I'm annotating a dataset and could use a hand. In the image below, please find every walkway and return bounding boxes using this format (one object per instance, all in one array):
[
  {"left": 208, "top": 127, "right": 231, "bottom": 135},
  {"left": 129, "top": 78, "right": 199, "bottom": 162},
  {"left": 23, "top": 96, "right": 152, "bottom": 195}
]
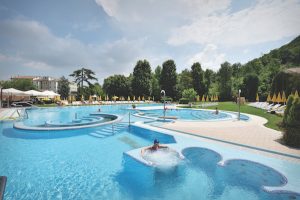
[
  {"left": 0, "top": 108, "right": 19, "bottom": 120},
  {"left": 161, "top": 114, "right": 300, "bottom": 163}
]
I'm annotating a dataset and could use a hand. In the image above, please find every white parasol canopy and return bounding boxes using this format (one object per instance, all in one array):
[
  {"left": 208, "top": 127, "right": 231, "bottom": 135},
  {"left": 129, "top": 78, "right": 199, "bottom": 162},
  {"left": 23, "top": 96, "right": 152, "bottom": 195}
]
[
  {"left": 40, "top": 90, "right": 60, "bottom": 98},
  {"left": 24, "top": 90, "right": 45, "bottom": 96},
  {"left": 2, "top": 88, "right": 29, "bottom": 96}
]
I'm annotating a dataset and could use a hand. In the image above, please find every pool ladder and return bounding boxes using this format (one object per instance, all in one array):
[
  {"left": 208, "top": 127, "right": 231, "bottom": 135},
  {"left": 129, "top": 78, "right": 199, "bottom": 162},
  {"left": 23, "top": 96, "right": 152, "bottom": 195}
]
[{"left": 15, "top": 108, "right": 29, "bottom": 120}]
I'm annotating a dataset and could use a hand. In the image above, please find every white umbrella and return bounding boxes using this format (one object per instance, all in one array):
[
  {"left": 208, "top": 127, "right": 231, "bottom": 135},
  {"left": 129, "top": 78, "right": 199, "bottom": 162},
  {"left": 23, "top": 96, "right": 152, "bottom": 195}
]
[
  {"left": 2, "top": 88, "right": 28, "bottom": 96},
  {"left": 2, "top": 88, "right": 29, "bottom": 108},
  {"left": 40, "top": 90, "right": 60, "bottom": 98},
  {"left": 24, "top": 90, "right": 45, "bottom": 96}
]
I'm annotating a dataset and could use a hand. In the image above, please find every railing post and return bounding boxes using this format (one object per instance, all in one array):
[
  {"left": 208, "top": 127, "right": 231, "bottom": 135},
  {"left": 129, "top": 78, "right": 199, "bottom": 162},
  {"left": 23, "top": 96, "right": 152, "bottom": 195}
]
[{"left": 128, "top": 111, "right": 131, "bottom": 126}]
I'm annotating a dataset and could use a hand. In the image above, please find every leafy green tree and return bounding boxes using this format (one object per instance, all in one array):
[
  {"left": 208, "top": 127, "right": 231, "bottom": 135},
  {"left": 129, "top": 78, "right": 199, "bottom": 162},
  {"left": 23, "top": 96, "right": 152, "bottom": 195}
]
[
  {"left": 103, "top": 75, "right": 131, "bottom": 97},
  {"left": 69, "top": 68, "right": 98, "bottom": 88},
  {"left": 1, "top": 79, "right": 37, "bottom": 91},
  {"left": 204, "top": 69, "right": 215, "bottom": 94},
  {"left": 208, "top": 82, "right": 219, "bottom": 96},
  {"left": 271, "top": 71, "right": 300, "bottom": 96},
  {"left": 131, "top": 60, "right": 152, "bottom": 97},
  {"left": 232, "top": 63, "right": 242, "bottom": 78},
  {"left": 150, "top": 66, "right": 162, "bottom": 100},
  {"left": 178, "top": 69, "right": 193, "bottom": 91},
  {"left": 242, "top": 74, "right": 259, "bottom": 102},
  {"left": 191, "top": 62, "right": 205, "bottom": 97},
  {"left": 218, "top": 62, "right": 233, "bottom": 101},
  {"left": 160, "top": 60, "right": 178, "bottom": 99},
  {"left": 182, "top": 88, "right": 197, "bottom": 102},
  {"left": 91, "top": 83, "right": 105, "bottom": 97},
  {"left": 154, "top": 66, "right": 162, "bottom": 80},
  {"left": 150, "top": 74, "right": 160, "bottom": 101},
  {"left": 57, "top": 76, "right": 70, "bottom": 99}
]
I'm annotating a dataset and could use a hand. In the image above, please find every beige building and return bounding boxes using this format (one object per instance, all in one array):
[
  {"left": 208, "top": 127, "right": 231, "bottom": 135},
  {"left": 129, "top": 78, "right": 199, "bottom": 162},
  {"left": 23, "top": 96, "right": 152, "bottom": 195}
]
[{"left": 11, "top": 76, "right": 77, "bottom": 94}]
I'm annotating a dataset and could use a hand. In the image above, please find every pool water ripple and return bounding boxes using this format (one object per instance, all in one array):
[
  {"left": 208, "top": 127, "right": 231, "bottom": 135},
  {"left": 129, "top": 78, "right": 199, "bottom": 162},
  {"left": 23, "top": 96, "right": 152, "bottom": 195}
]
[{"left": 0, "top": 104, "right": 299, "bottom": 199}]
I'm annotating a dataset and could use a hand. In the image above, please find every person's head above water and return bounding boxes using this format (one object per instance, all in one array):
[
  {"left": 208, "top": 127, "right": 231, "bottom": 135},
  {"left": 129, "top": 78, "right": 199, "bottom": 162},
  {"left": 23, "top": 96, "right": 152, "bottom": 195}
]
[{"left": 154, "top": 139, "right": 159, "bottom": 144}]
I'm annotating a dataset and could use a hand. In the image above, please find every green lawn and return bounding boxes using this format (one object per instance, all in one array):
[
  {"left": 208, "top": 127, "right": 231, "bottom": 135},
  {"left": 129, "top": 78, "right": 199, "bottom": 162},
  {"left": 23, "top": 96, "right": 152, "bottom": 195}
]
[
  {"left": 36, "top": 104, "right": 58, "bottom": 107},
  {"left": 180, "top": 102, "right": 283, "bottom": 131}
]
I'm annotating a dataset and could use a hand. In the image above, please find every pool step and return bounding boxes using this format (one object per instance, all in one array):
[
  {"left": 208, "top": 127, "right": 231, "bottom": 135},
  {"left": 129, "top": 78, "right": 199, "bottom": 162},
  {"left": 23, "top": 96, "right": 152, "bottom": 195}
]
[
  {"left": 88, "top": 123, "right": 128, "bottom": 139},
  {"left": 88, "top": 132, "right": 107, "bottom": 138}
]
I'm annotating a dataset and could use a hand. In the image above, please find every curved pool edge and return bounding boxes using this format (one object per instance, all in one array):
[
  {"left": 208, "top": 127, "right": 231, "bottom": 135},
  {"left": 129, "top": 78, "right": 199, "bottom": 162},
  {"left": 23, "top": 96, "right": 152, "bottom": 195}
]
[
  {"left": 127, "top": 122, "right": 300, "bottom": 195},
  {"left": 133, "top": 107, "right": 251, "bottom": 122},
  {"left": 13, "top": 113, "right": 123, "bottom": 131}
]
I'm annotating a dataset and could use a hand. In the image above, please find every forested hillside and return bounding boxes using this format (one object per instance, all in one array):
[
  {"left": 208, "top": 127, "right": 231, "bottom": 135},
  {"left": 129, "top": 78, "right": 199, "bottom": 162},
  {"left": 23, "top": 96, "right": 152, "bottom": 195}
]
[{"left": 239, "top": 35, "right": 300, "bottom": 100}]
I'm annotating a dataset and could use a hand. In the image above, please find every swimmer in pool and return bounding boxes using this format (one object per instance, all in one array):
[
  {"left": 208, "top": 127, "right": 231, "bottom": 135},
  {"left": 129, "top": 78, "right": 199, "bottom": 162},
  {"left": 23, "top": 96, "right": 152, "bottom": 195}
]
[
  {"left": 215, "top": 107, "right": 219, "bottom": 115},
  {"left": 141, "top": 139, "right": 168, "bottom": 155}
]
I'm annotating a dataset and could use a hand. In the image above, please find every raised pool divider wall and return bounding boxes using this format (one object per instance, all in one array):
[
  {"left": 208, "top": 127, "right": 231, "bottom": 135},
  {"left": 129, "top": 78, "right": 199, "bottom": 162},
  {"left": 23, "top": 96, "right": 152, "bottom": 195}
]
[
  {"left": 126, "top": 123, "right": 183, "bottom": 166},
  {"left": 0, "top": 176, "right": 7, "bottom": 200},
  {"left": 129, "top": 124, "right": 177, "bottom": 144}
]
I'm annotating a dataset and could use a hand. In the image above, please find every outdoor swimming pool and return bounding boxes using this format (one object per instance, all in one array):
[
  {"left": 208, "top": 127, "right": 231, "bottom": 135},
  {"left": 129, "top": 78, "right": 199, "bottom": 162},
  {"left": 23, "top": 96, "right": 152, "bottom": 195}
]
[
  {"left": 0, "top": 104, "right": 299, "bottom": 199},
  {"left": 135, "top": 107, "right": 250, "bottom": 121}
]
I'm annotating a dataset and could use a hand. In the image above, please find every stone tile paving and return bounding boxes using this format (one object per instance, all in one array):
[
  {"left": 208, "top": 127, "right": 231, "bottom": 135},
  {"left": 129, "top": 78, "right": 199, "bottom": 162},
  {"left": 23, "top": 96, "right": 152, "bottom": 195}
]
[{"left": 162, "top": 114, "right": 300, "bottom": 163}]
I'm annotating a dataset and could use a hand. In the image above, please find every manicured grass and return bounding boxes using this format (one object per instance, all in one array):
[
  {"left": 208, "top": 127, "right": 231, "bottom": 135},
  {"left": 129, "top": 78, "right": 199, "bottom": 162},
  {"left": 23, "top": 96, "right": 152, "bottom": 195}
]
[
  {"left": 179, "top": 102, "right": 283, "bottom": 131},
  {"left": 36, "top": 104, "right": 58, "bottom": 107}
]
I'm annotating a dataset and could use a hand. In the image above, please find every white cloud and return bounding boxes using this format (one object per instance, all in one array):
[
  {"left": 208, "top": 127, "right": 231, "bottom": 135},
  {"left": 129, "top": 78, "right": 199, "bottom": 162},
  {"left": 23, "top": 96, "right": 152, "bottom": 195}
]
[
  {"left": 0, "top": 19, "right": 145, "bottom": 82},
  {"left": 24, "top": 61, "right": 53, "bottom": 70},
  {"left": 187, "top": 44, "right": 226, "bottom": 71},
  {"left": 168, "top": 0, "right": 300, "bottom": 46},
  {"left": 96, "top": 0, "right": 230, "bottom": 22},
  {"left": 95, "top": 0, "right": 231, "bottom": 36}
]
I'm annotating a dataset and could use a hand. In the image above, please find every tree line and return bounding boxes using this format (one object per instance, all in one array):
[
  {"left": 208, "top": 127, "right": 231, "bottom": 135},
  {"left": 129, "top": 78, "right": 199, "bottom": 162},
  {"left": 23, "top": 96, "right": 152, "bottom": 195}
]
[
  {"left": 70, "top": 36, "right": 300, "bottom": 102},
  {"left": 1, "top": 35, "right": 299, "bottom": 102}
]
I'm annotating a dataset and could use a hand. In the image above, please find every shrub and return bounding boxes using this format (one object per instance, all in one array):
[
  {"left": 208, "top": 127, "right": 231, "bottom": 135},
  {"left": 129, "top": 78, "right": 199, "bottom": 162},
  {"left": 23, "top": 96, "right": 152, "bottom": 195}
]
[
  {"left": 161, "top": 96, "right": 173, "bottom": 103},
  {"left": 179, "top": 98, "right": 189, "bottom": 104},
  {"left": 282, "top": 96, "right": 300, "bottom": 147},
  {"left": 182, "top": 88, "right": 197, "bottom": 102},
  {"left": 283, "top": 95, "right": 294, "bottom": 125}
]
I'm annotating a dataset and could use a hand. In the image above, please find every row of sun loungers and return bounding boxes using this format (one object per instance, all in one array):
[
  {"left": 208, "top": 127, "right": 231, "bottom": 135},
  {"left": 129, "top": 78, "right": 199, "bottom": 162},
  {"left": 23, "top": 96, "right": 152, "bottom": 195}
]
[
  {"left": 69, "top": 100, "right": 153, "bottom": 106},
  {"left": 248, "top": 102, "right": 286, "bottom": 115}
]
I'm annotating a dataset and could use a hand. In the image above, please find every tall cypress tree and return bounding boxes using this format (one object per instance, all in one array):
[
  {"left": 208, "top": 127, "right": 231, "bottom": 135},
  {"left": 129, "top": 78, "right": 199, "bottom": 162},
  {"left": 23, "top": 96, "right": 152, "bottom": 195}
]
[
  {"left": 131, "top": 60, "right": 152, "bottom": 97},
  {"left": 160, "top": 60, "right": 178, "bottom": 99},
  {"left": 218, "top": 62, "right": 233, "bottom": 101},
  {"left": 191, "top": 62, "right": 205, "bottom": 97}
]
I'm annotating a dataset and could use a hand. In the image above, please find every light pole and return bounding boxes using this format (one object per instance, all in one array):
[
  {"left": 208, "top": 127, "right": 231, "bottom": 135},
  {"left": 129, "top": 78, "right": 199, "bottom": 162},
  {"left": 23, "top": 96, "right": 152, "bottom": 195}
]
[
  {"left": 238, "top": 89, "right": 241, "bottom": 120},
  {"left": 161, "top": 90, "right": 166, "bottom": 120}
]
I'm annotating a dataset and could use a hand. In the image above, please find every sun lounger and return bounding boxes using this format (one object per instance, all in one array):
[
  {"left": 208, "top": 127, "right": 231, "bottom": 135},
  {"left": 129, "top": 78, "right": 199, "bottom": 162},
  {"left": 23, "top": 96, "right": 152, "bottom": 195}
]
[{"left": 267, "top": 104, "right": 281, "bottom": 111}]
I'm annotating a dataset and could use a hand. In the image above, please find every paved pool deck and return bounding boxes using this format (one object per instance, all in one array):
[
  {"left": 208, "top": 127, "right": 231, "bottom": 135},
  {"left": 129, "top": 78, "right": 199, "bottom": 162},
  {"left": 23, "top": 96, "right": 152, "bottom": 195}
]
[
  {"left": 0, "top": 108, "right": 19, "bottom": 120},
  {"left": 160, "top": 113, "right": 300, "bottom": 163}
]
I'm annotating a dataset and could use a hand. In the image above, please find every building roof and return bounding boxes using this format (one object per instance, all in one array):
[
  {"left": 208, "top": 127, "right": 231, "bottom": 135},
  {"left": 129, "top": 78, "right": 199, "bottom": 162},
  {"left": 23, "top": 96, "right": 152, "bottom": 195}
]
[{"left": 11, "top": 76, "right": 58, "bottom": 81}]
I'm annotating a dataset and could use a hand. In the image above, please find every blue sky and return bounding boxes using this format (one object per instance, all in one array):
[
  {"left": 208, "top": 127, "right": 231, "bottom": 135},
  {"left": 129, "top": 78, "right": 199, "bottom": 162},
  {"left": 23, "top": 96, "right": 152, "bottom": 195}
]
[{"left": 0, "top": 0, "right": 299, "bottom": 83}]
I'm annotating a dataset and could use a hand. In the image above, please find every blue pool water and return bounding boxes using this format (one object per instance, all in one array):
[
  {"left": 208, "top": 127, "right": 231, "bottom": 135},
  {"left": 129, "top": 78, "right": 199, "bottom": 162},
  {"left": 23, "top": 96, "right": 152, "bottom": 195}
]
[
  {"left": 136, "top": 108, "right": 249, "bottom": 121},
  {"left": 0, "top": 104, "right": 299, "bottom": 199}
]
